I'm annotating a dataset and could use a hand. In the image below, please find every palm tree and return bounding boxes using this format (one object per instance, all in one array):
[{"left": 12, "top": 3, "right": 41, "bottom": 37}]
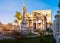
[
  {"left": 15, "top": 11, "right": 22, "bottom": 20},
  {"left": 14, "top": 11, "right": 22, "bottom": 31},
  {"left": 14, "top": 19, "right": 18, "bottom": 24},
  {"left": 14, "top": 11, "right": 22, "bottom": 25}
]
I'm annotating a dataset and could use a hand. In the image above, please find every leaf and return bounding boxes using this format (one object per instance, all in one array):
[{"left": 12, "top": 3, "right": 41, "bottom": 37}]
[{"left": 15, "top": 11, "right": 22, "bottom": 20}]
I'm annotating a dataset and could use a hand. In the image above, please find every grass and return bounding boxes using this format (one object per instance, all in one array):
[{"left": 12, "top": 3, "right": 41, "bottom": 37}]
[
  {"left": 0, "top": 35, "right": 56, "bottom": 43},
  {"left": 40, "top": 35, "right": 56, "bottom": 43},
  {"left": 0, "top": 37, "right": 40, "bottom": 43},
  {"left": 0, "top": 39, "right": 15, "bottom": 43},
  {"left": 22, "top": 37, "right": 40, "bottom": 43}
]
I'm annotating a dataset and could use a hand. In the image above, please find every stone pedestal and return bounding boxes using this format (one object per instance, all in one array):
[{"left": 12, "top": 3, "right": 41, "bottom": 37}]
[{"left": 20, "top": 22, "right": 30, "bottom": 35}]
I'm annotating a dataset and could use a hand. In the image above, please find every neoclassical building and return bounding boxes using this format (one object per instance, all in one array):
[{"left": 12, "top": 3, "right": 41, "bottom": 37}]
[
  {"left": 18, "top": 10, "right": 51, "bottom": 31},
  {"left": 25, "top": 10, "right": 51, "bottom": 31}
]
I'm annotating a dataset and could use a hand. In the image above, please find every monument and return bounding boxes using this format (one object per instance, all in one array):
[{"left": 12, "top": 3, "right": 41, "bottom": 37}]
[
  {"left": 52, "top": 0, "right": 60, "bottom": 43},
  {"left": 20, "top": 3, "right": 29, "bottom": 35}
]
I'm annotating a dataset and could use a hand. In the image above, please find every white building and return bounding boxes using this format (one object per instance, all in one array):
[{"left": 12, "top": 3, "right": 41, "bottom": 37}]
[{"left": 52, "top": 0, "right": 60, "bottom": 43}]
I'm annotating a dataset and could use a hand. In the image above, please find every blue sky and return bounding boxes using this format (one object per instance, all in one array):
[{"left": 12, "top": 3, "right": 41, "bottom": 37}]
[{"left": 0, "top": 0, "right": 59, "bottom": 24}]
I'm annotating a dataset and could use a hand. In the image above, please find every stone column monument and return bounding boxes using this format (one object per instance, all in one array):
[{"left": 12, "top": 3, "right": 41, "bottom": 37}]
[{"left": 20, "top": 3, "right": 29, "bottom": 35}]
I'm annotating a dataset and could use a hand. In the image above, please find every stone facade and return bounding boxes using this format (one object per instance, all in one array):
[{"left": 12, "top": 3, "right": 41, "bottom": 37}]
[
  {"left": 20, "top": 10, "right": 51, "bottom": 31},
  {"left": 52, "top": 0, "right": 60, "bottom": 43}
]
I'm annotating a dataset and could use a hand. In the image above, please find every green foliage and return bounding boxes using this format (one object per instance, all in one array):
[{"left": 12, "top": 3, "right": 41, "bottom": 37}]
[
  {"left": 0, "top": 30, "right": 56, "bottom": 43},
  {"left": 14, "top": 19, "right": 18, "bottom": 23},
  {"left": 0, "top": 39, "right": 15, "bottom": 43},
  {"left": 46, "top": 28, "right": 53, "bottom": 32},
  {"left": 0, "top": 35, "right": 56, "bottom": 43},
  {"left": 15, "top": 11, "right": 22, "bottom": 20},
  {"left": 40, "top": 34, "right": 56, "bottom": 43}
]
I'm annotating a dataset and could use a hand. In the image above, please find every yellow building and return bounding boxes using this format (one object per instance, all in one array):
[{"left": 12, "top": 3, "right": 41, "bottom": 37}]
[{"left": 18, "top": 10, "right": 51, "bottom": 31}]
